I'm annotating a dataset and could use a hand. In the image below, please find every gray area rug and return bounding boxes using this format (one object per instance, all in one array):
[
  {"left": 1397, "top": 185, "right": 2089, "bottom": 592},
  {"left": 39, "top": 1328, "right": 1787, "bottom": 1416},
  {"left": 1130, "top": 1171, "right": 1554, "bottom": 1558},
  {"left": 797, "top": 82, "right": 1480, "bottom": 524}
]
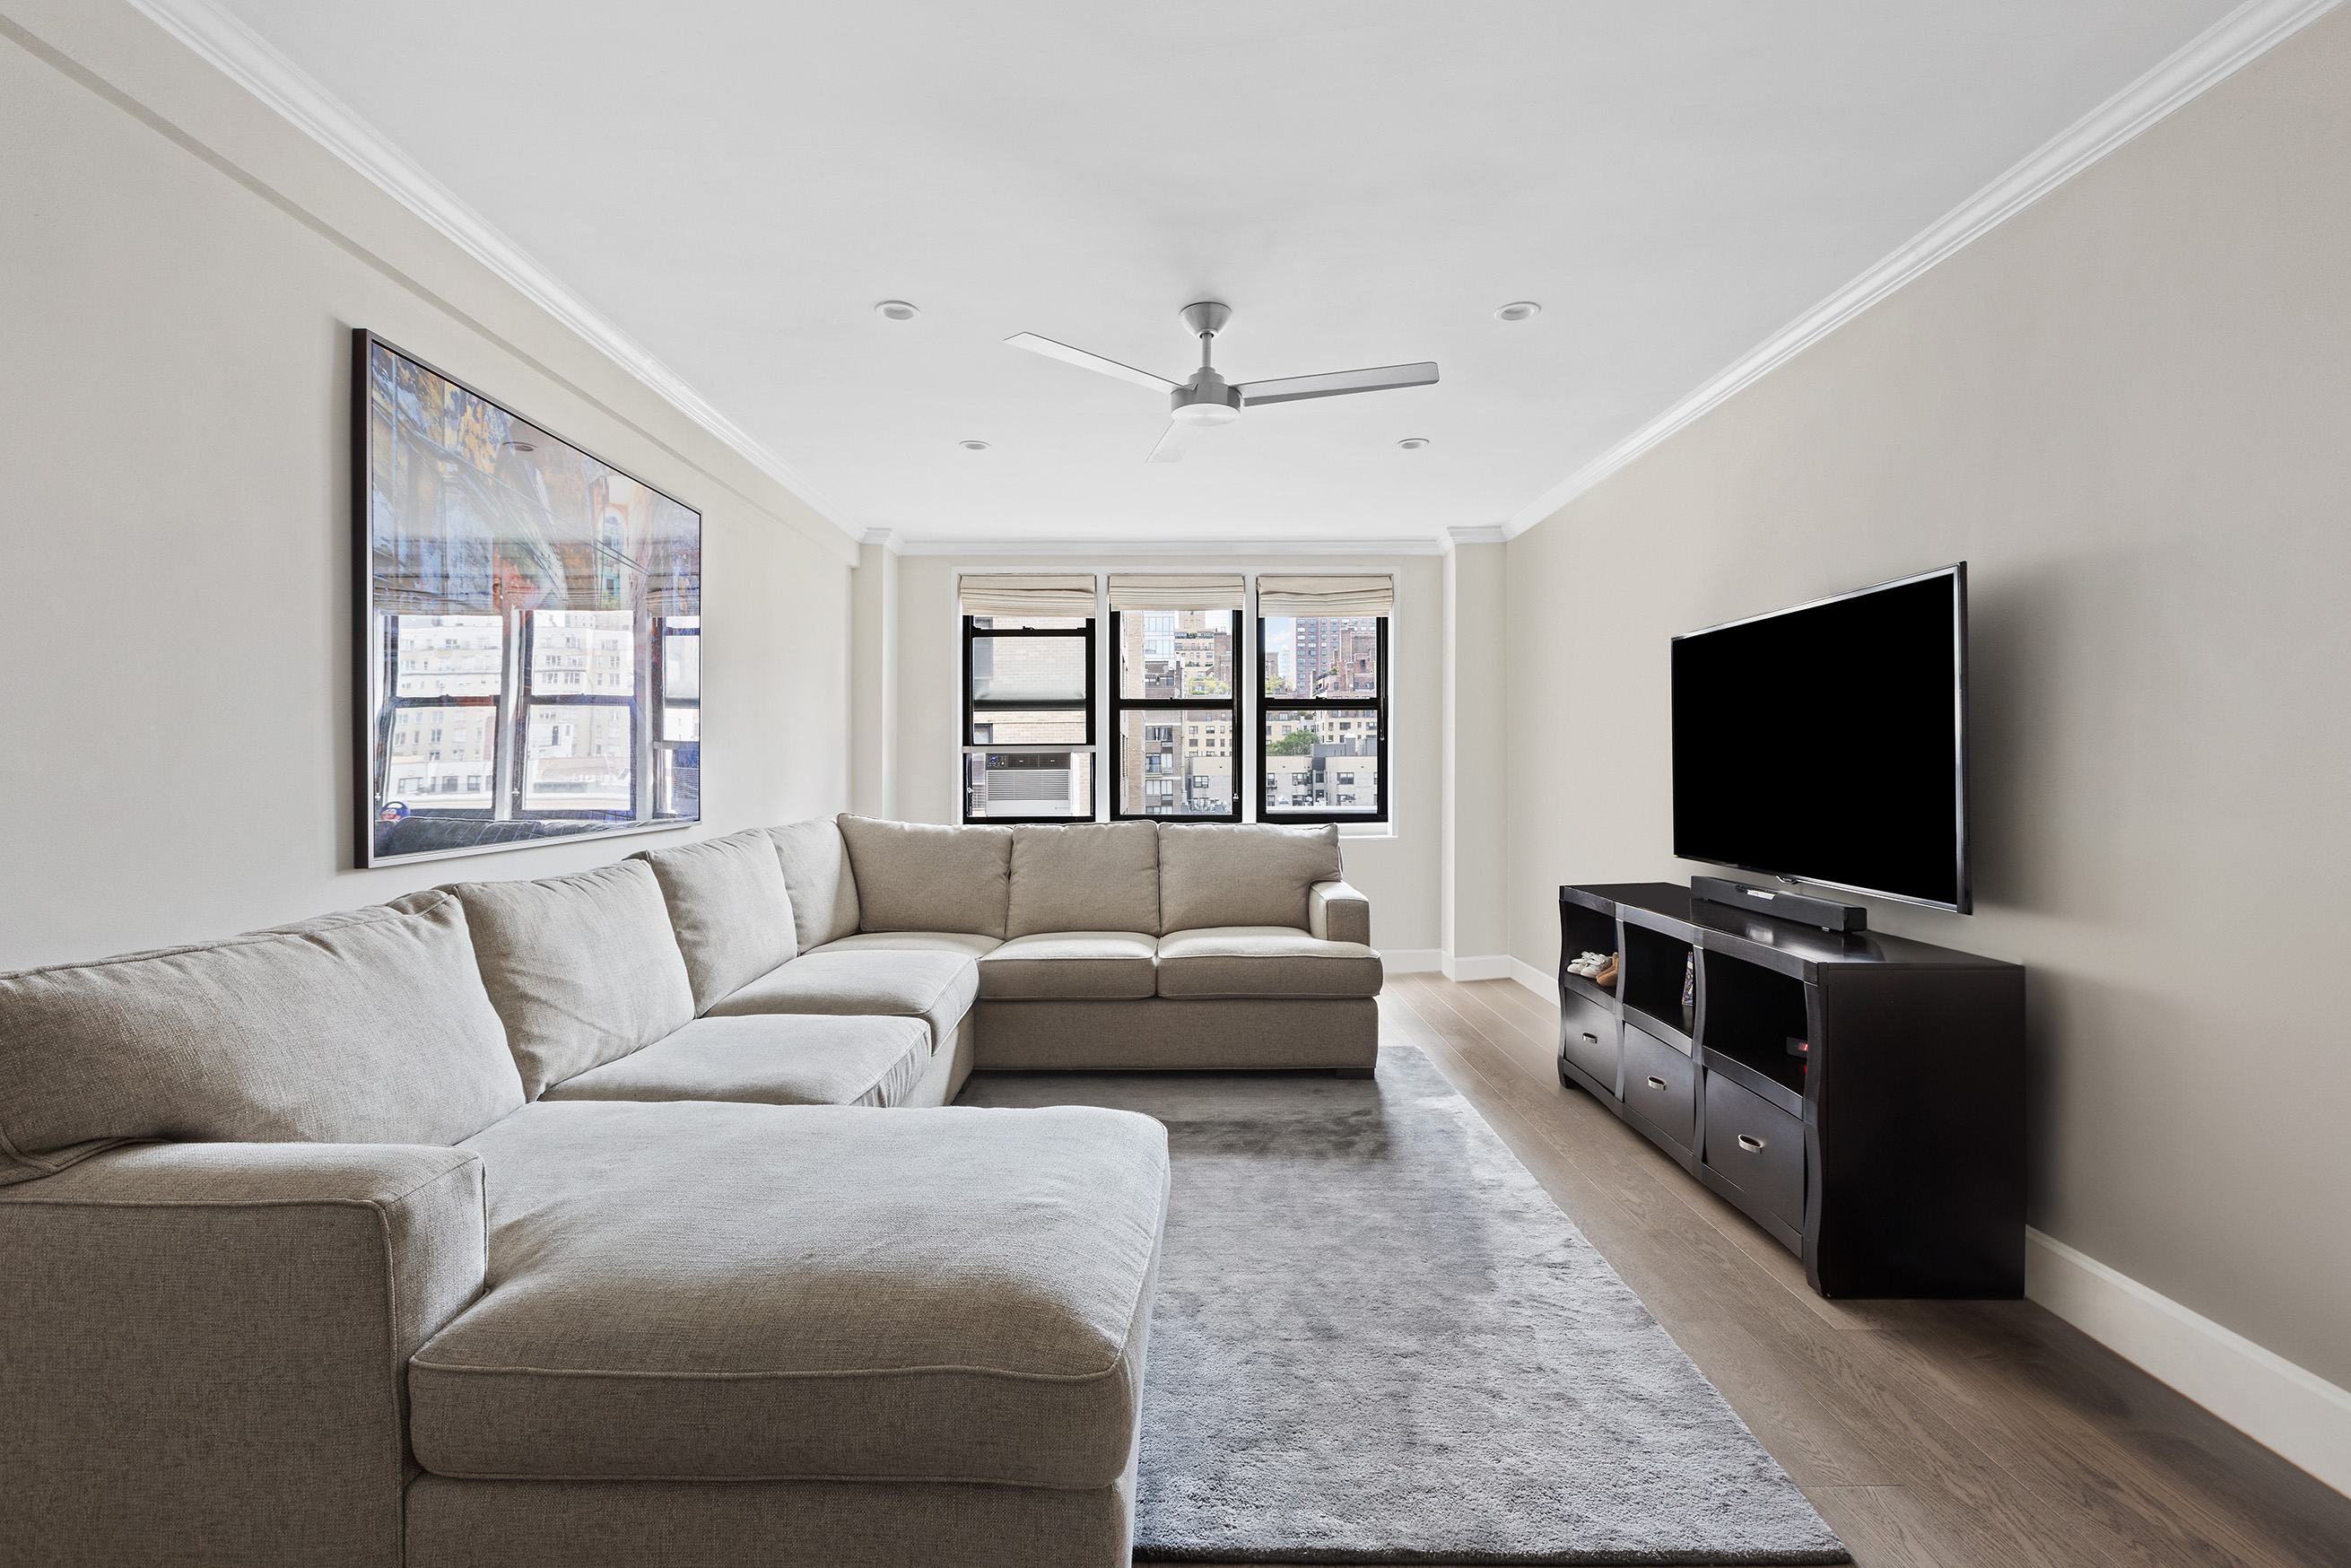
[{"left": 960, "top": 1044, "right": 1848, "bottom": 1564}]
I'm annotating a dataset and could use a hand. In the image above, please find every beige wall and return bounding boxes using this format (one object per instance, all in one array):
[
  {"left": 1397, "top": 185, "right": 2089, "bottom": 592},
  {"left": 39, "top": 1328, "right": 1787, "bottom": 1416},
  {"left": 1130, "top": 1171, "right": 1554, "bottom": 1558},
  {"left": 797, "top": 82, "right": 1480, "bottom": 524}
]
[
  {"left": 892, "top": 553, "right": 1444, "bottom": 955},
  {"left": 1503, "top": 12, "right": 2351, "bottom": 1388},
  {"left": 0, "top": 4, "right": 857, "bottom": 969}
]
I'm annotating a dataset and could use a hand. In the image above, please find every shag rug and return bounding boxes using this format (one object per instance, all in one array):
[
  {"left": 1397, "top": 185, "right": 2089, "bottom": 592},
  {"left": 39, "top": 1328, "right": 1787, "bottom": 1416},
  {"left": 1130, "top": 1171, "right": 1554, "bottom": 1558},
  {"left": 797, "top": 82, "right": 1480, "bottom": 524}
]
[{"left": 960, "top": 1043, "right": 1849, "bottom": 1564}]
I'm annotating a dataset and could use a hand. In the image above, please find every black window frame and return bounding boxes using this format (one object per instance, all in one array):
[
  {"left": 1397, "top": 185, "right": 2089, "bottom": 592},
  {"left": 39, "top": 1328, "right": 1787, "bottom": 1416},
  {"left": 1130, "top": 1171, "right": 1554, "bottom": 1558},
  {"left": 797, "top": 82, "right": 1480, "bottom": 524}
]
[
  {"left": 1255, "top": 614, "right": 1389, "bottom": 826},
  {"left": 1109, "top": 607, "right": 1244, "bottom": 823},
  {"left": 961, "top": 613, "right": 1098, "bottom": 823}
]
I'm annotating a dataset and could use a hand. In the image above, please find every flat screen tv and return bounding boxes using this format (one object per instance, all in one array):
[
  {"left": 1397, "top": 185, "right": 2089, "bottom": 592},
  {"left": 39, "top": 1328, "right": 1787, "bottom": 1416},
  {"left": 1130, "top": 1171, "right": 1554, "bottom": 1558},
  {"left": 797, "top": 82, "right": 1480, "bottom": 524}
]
[{"left": 1671, "top": 564, "right": 1969, "bottom": 912}]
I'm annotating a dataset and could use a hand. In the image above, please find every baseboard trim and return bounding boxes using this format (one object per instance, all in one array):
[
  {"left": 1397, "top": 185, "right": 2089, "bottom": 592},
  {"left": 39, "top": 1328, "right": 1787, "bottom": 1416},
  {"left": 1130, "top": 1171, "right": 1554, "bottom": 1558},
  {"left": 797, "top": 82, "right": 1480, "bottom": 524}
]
[
  {"left": 2026, "top": 1228, "right": 2351, "bottom": 1497},
  {"left": 1508, "top": 957, "right": 1555, "bottom": 1004},
  {"left": 1380, "top": 948, "right": 1443, "bottom": 975},
  {"left": 1441, "top": 954, "right": 1514, "bottom": 982}
]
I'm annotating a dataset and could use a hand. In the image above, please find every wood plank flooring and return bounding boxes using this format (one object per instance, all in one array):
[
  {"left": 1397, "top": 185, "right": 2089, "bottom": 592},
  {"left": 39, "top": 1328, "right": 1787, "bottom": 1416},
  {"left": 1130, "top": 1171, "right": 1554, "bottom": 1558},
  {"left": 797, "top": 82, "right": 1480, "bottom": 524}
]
[{"left": 1297, "top": 972, "right": 2351, "bottom": 1568}]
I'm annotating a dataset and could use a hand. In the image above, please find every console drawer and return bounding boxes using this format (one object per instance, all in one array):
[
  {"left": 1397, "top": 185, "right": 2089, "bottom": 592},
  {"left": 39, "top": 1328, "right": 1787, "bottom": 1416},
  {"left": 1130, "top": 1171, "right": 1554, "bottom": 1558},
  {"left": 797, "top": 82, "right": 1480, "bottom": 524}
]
[
  {"left": 1557, "top": 987, "right": 1620, "bottom": 1096},
  {"left": 1623, "top": 1022, "right": 1694, "bottom": 1147},
  {"left": 1704, "top": 1071, "right": 1804, "bottom": 1230}
]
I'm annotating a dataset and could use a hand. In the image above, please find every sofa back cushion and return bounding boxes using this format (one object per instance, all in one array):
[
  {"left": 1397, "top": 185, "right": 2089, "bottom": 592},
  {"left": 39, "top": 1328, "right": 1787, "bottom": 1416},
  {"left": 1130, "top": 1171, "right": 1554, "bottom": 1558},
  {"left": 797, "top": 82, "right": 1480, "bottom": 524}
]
[
  {"left": 770, "top": 819, "right": 860, "bottom": 950},
  {"left": 447, "top": 862, "right": 696, "bottom": 1100},
  {"left": 632, "top": 831, "right": 797, "bottom": 1013},
  {"left": 0, "top": 891, "right": 523, "bottom": 1186},
  {"left": 836, "top": 815, "right": 1013, "bottom": 939},
  {"left": 1006, "top": 823, "right": 1161, "bottom": 937},
  {"left": 1156, "top": 823, "right": 1345, "bottom": 933}
]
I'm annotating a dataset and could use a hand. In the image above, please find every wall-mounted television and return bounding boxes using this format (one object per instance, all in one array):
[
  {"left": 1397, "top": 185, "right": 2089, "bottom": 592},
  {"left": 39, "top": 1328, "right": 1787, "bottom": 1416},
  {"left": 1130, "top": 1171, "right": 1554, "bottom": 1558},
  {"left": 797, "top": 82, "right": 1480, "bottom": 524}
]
[{"left": 1671, "top": 564, "right": 1969, "bottom": 913}]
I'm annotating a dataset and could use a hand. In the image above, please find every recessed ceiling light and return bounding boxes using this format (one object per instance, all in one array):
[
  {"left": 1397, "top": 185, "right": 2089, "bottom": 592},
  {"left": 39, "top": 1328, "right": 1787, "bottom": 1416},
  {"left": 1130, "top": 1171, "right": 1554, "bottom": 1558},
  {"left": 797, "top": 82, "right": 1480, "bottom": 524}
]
[
  {"left": 958, "top": 440, "right": 991, "bottom": 451},
  {"left": 1397, "top": 438, "right": 1431, "bottom": 450},
  {"left": 875, "top": 300, "right": 920, "bottom": 321},
  {"left": 1493, "top": 301, "right": 1541, "bottom": 322}
]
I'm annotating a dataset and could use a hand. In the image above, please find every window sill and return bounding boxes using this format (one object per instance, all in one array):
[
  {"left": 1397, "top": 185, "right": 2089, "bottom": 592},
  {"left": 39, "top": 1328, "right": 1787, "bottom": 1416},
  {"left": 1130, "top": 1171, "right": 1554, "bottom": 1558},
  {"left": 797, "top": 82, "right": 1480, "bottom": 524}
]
[{"left": 1337, "top": 823, "right": 1396, "bottom": 840}]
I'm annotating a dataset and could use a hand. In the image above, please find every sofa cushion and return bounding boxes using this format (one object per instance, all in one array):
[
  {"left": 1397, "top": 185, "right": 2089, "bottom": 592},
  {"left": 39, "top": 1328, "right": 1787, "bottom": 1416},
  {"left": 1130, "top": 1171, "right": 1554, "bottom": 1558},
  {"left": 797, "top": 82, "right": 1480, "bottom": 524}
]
[
  {"left": 769, "top": 819, "right": 860, "bottom": 950},
  {"left": 445, "top": 862, "right": 696, "bottom": 1101},
  {"left": 1005, "top": 822, "right": 1160, "bottom": 938},
  {"left": 632, "top": 831, "right": 798, "bottom": 1014},
  {"left": 1156, "top": 823, "right": 1343, "bottom": 933},
  {"left": 409, "top": 1100, "right": 1169, "bottom": 1486},
  {"left": 701, "top": 949, "right": 979, "bottom": 1054},
  {"left": 539, "top": 1015, "right": 934, "bottom": 1109},
  {"left": 810, "top": 930, "right": 1001, "bottom": 959},
  {"left": 980, "top": 933, "right": 1158, "bottom": 1000},
  {"left": 0, "top": 892, "right": 522, "bottom": 1185},
  {"left": 837, "top": 815, "right": 1012, "bottom": 939},
  {"left": 1155, "top": 926, "right": 1383, "bottom": 999}
]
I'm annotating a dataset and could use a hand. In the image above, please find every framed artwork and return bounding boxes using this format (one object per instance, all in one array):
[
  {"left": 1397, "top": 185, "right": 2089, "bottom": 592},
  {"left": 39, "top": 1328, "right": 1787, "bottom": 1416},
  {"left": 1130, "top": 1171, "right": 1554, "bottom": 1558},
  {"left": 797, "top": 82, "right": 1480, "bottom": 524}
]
[{"left": 353, "top": 329, "right": 701, "bottom": 867}]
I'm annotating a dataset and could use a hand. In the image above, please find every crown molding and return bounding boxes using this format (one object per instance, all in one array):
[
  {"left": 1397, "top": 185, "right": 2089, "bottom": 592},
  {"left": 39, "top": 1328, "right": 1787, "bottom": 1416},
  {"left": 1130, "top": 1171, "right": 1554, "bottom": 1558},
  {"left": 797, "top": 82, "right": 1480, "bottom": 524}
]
[
  {"left": 860, "top": 528, "right": 900, "bottom": 553},
  {"left": 1502, "top": 0, "right": 2346, "bottom": 539},
  {"left": 1443, "top": 525, "right": 1508, "bottom": 550},
  {"left": 889, "top": 536, "right": 1450, "bottom": 558},
  {"left": 122, "top": 0, "right": 864, "bottom": 546}
]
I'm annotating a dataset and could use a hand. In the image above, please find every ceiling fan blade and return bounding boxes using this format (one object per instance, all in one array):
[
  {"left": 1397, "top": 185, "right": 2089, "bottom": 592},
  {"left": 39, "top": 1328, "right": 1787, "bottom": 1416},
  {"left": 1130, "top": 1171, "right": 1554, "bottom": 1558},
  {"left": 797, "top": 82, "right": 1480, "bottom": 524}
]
[
  {"left": 1238, "top": 361, "right": 1439, "bottom": 406},
  {"left": 1006, "top": 333, "right": 1180, "bottom": 393},
  {"left": 1145, "top": 422, "right": 1195, "bottom": 464}
]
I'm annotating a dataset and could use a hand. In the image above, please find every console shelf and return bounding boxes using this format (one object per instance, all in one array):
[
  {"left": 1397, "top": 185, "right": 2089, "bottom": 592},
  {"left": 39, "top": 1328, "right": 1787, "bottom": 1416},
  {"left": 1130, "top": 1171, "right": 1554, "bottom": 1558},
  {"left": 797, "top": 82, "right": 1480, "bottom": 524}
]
[{"left": 1556, "top": 883, "right": 2025, "bottom": 1299}]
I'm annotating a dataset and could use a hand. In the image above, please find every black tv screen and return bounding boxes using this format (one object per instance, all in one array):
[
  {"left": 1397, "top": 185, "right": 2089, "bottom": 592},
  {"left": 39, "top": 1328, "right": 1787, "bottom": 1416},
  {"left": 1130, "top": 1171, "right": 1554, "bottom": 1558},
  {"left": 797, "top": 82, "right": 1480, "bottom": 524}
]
[{"left": 1671, "top": 565, "right": 1969, "bottom": 912}]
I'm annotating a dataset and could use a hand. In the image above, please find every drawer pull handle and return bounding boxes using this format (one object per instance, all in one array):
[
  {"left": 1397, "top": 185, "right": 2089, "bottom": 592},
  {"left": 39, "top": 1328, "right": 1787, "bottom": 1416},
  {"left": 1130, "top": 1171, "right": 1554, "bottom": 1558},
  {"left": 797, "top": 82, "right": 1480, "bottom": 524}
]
[
  {"left": 1581, "top": 1032, "right": 1598, "bottom": 1045},
  {"left": 1646, "top": 1076, "right": 1667, "bottom": 1091},
  {"left": 1737, "top": 1133, "right": 1766, "bottom": 1152}
]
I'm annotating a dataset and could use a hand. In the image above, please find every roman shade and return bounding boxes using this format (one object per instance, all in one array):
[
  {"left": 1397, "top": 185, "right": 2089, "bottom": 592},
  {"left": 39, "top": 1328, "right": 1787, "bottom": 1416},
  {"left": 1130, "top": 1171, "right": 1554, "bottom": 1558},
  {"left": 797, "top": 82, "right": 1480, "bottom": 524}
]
[
  {"left": 1255, "top": 575, "right": 1394, "bottom": 614},
  {"left": 958, "top": 574, "right": 1098, "bottom": 618},
  {"left": 1106, "top": 574, "right": 1246, "bottom": 611}
]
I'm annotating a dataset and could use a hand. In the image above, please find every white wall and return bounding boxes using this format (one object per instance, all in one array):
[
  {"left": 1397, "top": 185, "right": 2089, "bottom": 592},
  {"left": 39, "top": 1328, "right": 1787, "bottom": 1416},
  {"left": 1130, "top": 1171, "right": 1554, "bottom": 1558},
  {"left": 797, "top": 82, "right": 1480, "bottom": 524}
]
[
  {"left": 0, "top": 2, "right": 857, "bottom": 968},
  {"left": 887, "top": 552, "right": 1445, "bottom": 958},
  {"left": 1502, "top": 8, "right": 2351, "bottom": 1397}
]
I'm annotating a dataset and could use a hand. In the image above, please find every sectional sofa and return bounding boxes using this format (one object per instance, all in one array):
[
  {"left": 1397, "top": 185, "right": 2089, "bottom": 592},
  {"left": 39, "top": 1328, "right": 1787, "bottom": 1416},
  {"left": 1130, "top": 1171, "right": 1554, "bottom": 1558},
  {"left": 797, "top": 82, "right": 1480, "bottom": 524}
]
[{"left": 0, "top": 815, "right": 1380, "bottom": 1567}]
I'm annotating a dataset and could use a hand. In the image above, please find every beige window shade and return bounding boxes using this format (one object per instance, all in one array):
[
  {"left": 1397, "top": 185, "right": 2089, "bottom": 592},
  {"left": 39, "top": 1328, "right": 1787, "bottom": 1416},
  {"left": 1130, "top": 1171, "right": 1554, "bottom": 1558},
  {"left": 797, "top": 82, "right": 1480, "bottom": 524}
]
[
  {"left": 957, "top": 573, "right": 1098, "bottom": 618},
  {"left": 1106, "top": 573, "right": 1247, "bottom": 612},
  {"left": 1255, "top": 575, "right": 1394, "bottom": 615}
]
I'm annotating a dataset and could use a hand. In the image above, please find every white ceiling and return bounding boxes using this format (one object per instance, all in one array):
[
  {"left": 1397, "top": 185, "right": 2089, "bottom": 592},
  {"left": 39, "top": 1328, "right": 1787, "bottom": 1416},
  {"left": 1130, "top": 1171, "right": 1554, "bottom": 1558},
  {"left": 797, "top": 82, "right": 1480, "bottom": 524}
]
[{"left": 212, "top": 0, "right": 2241, "bottom": 545}]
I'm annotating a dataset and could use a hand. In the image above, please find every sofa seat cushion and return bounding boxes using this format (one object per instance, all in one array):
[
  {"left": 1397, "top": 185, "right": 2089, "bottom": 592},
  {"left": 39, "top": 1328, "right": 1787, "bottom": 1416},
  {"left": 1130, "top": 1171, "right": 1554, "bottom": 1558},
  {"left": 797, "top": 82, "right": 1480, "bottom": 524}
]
[
  {"left": 409, "top": 1101, "right": 1170, "bottom": 1487},
  {"left": 979, "top": 933, "right": 1157, "bottom": 1000},
  {"left": 1155, "top": 927, "right": 1383, "bottom": 999},
  {"left": 808, "top": 930, "right": 1001, "bottom": 960},
  {"left": 538, "top": 1015, "right": 935, "bottom": 1109},
  {"left": 700, "top": 950, "right": 979, "bottom": 1054}
]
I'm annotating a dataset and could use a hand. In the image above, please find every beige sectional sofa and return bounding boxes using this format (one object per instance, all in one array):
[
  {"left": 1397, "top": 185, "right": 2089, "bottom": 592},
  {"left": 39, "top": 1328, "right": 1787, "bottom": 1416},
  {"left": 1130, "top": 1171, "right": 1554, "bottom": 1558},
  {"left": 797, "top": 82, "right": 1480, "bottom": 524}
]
[{"left": 0, "top": 815, "right": 1378, "bottom": 1566}]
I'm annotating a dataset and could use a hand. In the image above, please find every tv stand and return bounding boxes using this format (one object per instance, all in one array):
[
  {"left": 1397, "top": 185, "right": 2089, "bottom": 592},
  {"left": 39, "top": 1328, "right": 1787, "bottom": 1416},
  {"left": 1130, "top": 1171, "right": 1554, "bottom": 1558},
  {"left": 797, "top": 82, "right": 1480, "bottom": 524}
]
[{"left": 1557, "top": 883, "right": 2024, "bottom": 1298}]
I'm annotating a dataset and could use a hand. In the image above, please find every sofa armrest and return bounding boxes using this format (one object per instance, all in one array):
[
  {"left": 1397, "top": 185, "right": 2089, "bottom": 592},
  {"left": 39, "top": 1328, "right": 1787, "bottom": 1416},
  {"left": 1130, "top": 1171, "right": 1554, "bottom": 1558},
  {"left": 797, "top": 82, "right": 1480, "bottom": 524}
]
[
  {"left": 1308, "top": 880, "right": 1372, "bottom": 946},
  {"left": 0, "top": 1142, "right": 485, "bottom": 1567}
]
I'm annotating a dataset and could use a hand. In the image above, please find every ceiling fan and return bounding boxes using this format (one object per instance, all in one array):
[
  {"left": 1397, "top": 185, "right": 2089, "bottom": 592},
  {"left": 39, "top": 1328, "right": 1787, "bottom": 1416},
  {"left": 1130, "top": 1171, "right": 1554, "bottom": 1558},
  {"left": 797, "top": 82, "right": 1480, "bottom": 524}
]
[{"left": 1006, "top": 302, "right": 1437, "bottom": 463}]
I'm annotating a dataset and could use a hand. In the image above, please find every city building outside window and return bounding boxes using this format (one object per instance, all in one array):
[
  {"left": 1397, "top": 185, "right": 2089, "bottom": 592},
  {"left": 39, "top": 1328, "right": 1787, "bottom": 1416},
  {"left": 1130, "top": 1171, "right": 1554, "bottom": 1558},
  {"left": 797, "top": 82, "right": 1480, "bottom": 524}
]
[
  {"left": 960, "top": 573, "right": 1099, "bottom": 822},
  {"left": 1108, "top": 574, "right": 1246, "bottom": 822},
  {"left": 1256, "top": 574, "right": 1392, "bottom": 824}
]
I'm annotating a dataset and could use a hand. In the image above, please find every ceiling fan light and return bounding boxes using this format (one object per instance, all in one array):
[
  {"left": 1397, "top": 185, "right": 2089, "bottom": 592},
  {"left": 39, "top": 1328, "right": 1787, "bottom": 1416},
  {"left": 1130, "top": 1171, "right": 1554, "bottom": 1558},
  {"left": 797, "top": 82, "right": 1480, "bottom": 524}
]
[
  {"left": 1494, "top": 301, "right": 1541, "bottom": 322},
  {"left": 1171, "top": 401, "right": 1240, "bottom": 427}
]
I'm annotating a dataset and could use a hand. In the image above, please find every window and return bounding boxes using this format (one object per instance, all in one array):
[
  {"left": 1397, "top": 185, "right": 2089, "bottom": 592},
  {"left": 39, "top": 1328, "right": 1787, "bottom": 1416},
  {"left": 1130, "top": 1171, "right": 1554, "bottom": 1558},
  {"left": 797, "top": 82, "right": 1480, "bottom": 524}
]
[
  {"left": 961, "top": 573, "right": 1098, "bottom": 821},
  {"left": 1109, "top": 575, "right": 1244, "bottom": 821},
  {"left": 1257, "top": 575, "right": 1391, "bottom": 823}
]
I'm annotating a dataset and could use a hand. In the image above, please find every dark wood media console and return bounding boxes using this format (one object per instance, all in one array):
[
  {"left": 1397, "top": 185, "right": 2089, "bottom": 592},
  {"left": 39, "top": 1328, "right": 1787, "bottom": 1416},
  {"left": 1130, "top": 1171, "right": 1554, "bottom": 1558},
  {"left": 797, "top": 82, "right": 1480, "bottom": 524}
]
[{"left": 1558, "top": 883, "right": 2025, "bottom": 1298}]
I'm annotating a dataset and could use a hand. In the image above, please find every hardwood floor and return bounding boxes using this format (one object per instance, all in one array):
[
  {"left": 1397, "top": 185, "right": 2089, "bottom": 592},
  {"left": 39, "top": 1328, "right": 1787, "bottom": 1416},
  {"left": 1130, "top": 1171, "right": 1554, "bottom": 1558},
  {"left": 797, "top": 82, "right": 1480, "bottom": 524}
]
[{"left": 1359, "top": 971, "right": 2351, "bottom": 1568}]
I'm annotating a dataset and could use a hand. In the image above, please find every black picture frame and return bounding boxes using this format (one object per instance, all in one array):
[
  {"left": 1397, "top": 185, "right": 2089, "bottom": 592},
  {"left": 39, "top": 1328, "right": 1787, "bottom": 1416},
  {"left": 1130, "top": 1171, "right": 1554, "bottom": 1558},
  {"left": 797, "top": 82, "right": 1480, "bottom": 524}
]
[{"left": 353, "top": 328, "right": 703, "bottom": 867}]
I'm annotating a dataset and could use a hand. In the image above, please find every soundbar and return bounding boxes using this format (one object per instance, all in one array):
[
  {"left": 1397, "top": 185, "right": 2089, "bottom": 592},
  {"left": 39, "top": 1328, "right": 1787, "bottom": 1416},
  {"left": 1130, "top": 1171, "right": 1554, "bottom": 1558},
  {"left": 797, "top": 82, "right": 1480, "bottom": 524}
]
[{"left": 1690, "top": 875, "right": 1868, "bottom": 933}]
